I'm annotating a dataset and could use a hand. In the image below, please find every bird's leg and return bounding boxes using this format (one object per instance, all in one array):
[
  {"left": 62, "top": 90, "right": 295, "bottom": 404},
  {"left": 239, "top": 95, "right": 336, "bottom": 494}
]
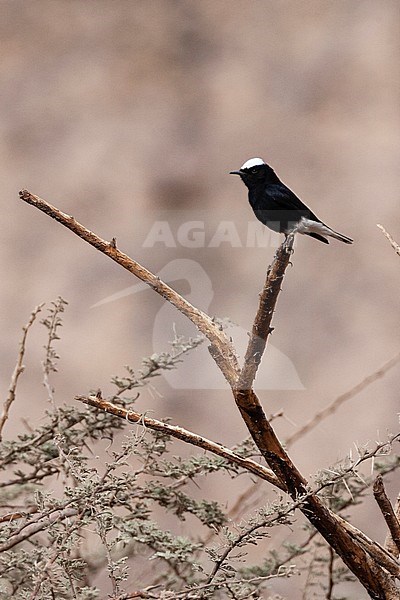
[{"left": 283, "top": 231, "right": 296, "bottom": 256}]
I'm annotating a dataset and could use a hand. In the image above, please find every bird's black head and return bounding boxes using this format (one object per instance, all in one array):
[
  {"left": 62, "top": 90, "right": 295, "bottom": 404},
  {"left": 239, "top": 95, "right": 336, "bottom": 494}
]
[{"left": 230, "top": 158, "right": 278, "bottom": 188}]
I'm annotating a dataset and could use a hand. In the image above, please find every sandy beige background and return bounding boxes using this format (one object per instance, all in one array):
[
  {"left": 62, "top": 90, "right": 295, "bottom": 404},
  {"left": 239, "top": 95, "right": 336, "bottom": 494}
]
[{"left": 1, "top": 1, "right": 399, "bottom": 598}]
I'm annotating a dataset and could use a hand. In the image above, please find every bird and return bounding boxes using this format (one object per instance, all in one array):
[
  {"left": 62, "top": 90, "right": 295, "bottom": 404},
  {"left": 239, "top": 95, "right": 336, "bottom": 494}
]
[{"left": 230, "top": 157, "right": 353, "bottom": 245}]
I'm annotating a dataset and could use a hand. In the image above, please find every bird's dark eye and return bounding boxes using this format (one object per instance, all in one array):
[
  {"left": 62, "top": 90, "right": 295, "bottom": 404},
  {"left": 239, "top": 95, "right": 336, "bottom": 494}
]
[{"left": 251, "top": 167, "right": 259, "bottom": 173}]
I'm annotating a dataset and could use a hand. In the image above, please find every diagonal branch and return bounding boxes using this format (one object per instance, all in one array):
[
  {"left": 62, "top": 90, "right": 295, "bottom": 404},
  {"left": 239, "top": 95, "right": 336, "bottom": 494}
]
[
  {"left": 75, "top": 394, "right": 283, "bottom": 490},
  {"left": 18, "top": 190, "right": 240, "bottom": 386}
]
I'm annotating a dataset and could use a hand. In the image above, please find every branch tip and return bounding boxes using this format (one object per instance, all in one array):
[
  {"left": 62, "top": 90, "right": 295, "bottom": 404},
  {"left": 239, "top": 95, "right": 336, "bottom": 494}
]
[{"left": 373, "top": 474, "right": 400, "bottom": 556}]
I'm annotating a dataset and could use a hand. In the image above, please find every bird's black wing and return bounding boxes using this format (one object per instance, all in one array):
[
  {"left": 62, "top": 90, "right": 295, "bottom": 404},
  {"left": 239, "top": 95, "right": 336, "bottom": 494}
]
[
  {"left": 265, "top": 183, "right": 321, "bottom": 223},
  {"left": 266, "top": 184, "right": 330, "bottom": 243},
  {"left": 249, "top": 180, "right": 326, "bottom": 238}
]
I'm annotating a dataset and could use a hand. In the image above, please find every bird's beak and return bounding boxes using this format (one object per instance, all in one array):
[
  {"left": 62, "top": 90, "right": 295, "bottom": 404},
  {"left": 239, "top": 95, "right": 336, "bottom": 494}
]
[{"left": 229, "top": 170, "right": 243, "bottom": 176}]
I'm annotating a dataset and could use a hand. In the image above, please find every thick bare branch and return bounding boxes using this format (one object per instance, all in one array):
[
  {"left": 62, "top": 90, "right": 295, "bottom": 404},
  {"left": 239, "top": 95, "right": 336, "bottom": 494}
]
[
  {"left": 336, "top": 513, "right": 400, "bottom": 579},
  {"left": 229, "top": 356, "right": 400, "bottom": 522},
  {"left": 374, "top": 475, "right": 400, "bottom": 556},
  {"left": 0, "top": 303, "right": 44, "bottom": 441}
]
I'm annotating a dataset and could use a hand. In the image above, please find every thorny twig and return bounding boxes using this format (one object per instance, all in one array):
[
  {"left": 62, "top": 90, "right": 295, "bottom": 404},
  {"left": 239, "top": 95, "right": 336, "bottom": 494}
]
[
  {"left": 205, "top": 434, "right": 400, "bottom": 586},
  {"left": 227, "top": 356, "right": 400, "bottom": 524},
  {"left": 327, "top": 545, "right": 335, "bottom": 600}
]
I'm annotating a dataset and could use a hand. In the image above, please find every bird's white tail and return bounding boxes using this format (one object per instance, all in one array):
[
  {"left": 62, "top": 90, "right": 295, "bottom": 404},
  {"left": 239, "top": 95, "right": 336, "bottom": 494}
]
[{"left": 297, "top": 218, "right": 353, "bottom": 244}]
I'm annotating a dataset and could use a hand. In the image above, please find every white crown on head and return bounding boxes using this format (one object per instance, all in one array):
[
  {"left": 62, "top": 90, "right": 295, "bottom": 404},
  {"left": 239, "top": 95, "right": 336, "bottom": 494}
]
[{"left": 240, "top": 157, "right": 265, "bottom": 170}]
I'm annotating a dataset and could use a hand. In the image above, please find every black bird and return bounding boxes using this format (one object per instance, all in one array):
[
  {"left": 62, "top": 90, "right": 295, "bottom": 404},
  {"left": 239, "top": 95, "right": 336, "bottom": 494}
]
[{"left": 230, "top": 158, "right": 353, "bottom": 244}]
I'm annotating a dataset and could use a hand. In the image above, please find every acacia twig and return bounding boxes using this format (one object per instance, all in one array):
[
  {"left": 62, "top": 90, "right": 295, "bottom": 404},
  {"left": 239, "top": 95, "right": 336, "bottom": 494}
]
[
  {"left": 373, "top": 475, "right": 400, "bottom": 555},
  {"left": 335, "top": 513, "right": 400, "bottom": 579},
  {"left": 0, "top": 303, "right": 44, "bottom": 441},
  {"left": 29, "top": 545, "right": 61, "bottom": 600},
  {"left": 0, "top": 507, "right": 38, "bottom": 524},
  {"left": 206, "top": 496, "right": 298, "bottom": 586},
  {"left": 229, "top": 355, "right": 400, "bottom": 522}
]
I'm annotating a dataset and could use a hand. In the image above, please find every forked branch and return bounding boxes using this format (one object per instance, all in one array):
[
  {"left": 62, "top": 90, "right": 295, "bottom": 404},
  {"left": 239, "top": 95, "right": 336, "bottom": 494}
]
[{"left": 18, "top": 189, "right": 400, "bottom": 598}]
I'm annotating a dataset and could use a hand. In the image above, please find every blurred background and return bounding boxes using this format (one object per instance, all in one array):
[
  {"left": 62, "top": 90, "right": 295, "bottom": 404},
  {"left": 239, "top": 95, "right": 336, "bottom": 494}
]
[{"left": 1, "top": 1, "right": 399, "bottom": 597}]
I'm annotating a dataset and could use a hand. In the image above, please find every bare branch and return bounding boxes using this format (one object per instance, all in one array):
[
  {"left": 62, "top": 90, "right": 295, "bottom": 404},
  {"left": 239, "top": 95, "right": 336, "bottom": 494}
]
[
  {"left": 377, "top": 225, "right": 400, "bottom": 257},
  {"left": 18, "top": 190, "right": 239, "bottom": 386},
  {"left": 373, "top": 475, "right": 400, "bottom": 556},
  {"left": 385, "top": 494, "right": 400, "bottom": 558},
  {"left": 336, "top": 512, "right": 400, "bottom": 579},
  {"left": 236, "top": 234, "right": 294, "bottom": 391},
  {"left": 0, "top": 303, "right": 44, "bottom": 440},
  {"left": 229, "top": 257, "right": 400, "bottom": 593},
  {"left": 75, "top": 394, "right": 283, "bottom": 489}
]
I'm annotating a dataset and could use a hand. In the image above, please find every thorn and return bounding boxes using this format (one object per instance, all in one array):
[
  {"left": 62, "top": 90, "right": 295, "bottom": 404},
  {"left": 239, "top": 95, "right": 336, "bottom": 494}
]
[
  {"left": 96, "top": 389, "right": 102, "bottom": 399},
  {"left": 109, "top": 237, "right": 117, "bottom": 249},
  {"left": 269, "top": 327, "right": 274, "bottom": 334}
]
